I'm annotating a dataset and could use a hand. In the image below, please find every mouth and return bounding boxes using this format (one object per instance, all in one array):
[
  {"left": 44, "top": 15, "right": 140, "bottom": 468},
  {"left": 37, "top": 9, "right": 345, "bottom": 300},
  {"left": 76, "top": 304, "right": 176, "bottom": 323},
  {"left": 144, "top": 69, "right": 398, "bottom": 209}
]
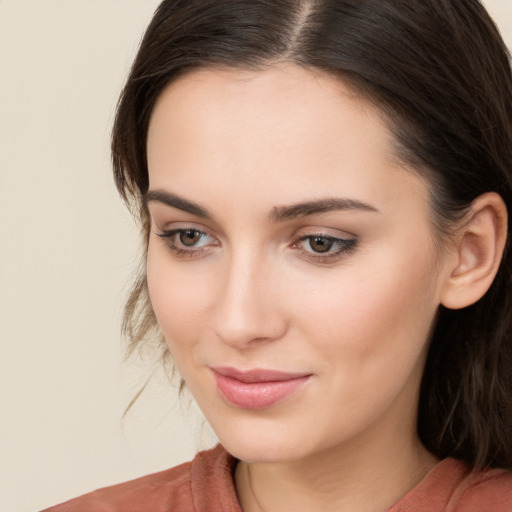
[{"left": 211, "top": 366, "right": 312, "bottom": 410}]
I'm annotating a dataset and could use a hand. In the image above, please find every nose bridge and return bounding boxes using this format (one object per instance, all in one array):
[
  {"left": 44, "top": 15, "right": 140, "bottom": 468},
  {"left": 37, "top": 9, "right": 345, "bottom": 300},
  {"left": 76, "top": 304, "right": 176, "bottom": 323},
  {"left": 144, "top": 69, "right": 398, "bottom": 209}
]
[{"left": 212, "top": 244, "right": 286, "bottom": 346}]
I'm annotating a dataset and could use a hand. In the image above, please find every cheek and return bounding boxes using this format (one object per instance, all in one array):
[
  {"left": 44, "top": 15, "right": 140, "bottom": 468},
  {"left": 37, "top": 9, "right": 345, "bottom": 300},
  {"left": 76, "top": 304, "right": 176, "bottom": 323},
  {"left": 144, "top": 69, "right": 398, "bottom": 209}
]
[
  {"left": 146, "top": 245, "right": 210, "bottom": 353},
  {"left": 293, "top": 247, "right": 439, "bottom": 377},
  {"left": 285, "top": 255, "right": 439, "bottom": 441}
]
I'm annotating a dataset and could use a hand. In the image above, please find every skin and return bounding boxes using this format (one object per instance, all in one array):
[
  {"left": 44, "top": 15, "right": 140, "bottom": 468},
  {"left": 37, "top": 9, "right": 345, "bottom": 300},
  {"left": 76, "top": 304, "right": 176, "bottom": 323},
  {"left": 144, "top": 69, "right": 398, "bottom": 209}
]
[{"left": 144, "top": 63, "right": 479, "bottom": 511}]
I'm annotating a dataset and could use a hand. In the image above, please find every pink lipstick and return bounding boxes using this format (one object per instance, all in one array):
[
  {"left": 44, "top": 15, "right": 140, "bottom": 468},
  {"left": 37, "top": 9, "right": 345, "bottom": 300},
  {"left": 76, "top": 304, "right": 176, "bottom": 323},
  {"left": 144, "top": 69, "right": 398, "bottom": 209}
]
[{"left": 211, "top": 367, "right": 311, "bottom": 410}]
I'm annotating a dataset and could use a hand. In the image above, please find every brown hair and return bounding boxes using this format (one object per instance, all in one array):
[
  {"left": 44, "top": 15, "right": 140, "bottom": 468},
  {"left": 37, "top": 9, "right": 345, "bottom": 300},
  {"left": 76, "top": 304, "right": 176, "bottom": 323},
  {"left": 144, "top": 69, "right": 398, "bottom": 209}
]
[{"left": 112, "top": 0, "right": 512, "bottom": 469}]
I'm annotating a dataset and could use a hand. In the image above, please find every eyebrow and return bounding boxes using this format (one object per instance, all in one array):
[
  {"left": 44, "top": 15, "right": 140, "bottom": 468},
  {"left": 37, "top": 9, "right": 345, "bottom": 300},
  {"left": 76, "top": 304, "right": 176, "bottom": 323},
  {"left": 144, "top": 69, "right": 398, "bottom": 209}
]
[
  {"left": 144, "top": 189, "right": 379, "bottom": 222},
  {"left": 144, "top": 190, "right": 211, "bottom": 218},
  {"left": 269, "top": 198, "right": 379, "bottom": 222}
]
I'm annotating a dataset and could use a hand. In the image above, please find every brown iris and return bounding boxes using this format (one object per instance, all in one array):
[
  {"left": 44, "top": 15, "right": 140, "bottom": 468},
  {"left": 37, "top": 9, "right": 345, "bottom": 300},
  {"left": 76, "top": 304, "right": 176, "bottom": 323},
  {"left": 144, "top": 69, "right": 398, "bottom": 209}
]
[
  {"left": 179, "top": 229, "right": 202, "bottom": 246},
  {"left": 309, "top": 236, "right": 334, "bottom": 253}
]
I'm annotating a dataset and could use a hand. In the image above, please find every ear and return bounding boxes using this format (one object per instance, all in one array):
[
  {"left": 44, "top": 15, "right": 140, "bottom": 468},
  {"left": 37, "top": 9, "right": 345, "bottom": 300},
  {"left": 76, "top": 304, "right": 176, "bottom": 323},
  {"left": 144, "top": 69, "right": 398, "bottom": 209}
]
[{"left": 441, "top": 192, "right": 508, "bottom": 310}]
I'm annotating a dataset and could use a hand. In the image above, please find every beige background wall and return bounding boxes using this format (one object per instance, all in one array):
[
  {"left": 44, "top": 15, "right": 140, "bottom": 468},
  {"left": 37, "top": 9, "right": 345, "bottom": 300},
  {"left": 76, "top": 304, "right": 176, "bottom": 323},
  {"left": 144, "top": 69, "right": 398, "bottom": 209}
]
[{"left": 1, "top": 2, "right": 511, "bottom": 511}]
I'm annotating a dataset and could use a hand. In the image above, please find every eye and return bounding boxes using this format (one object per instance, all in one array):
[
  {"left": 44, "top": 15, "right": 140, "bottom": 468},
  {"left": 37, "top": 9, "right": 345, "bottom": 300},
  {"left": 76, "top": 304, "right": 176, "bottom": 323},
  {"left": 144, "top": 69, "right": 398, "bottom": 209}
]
[
  {"left": 156, "top": 228, "right": 218, "bottom": 257},
  {"left": 294, "top": 234, "right": 357, "bottom": 262}
]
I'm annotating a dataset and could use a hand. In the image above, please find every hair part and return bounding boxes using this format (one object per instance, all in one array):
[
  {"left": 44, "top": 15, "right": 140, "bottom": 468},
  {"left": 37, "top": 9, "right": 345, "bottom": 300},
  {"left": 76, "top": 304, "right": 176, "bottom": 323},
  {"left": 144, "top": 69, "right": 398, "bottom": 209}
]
[{"left": 112, "top": 0, "right": 512, "bottom": 469}]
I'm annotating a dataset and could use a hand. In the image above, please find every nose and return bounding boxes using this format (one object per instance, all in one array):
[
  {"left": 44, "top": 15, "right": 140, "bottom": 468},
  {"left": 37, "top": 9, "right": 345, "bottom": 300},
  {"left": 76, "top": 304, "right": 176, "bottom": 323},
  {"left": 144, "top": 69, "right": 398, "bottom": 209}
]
[{"left": 211, "top": 250, "right": 288, "bottom": 348}]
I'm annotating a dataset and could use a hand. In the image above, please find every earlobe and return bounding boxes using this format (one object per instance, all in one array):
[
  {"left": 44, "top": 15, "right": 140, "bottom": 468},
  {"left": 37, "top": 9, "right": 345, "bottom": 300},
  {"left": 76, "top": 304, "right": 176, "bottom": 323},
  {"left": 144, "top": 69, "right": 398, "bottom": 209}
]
[{"left": 440, "top": 192, "right": 508, "bottom": 310}]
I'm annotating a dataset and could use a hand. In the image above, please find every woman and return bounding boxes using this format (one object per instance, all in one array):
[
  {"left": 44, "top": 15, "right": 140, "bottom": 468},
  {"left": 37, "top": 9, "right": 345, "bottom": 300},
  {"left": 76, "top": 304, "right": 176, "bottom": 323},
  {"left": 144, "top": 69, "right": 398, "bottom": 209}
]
[{"left": 43, "top": 0, "right": 512, "bottom": 510}]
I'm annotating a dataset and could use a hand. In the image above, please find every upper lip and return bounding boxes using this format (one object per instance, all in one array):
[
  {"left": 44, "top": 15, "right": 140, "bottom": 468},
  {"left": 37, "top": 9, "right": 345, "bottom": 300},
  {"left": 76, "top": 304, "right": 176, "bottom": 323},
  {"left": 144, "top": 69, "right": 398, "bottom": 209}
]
[{"left": 211, "top": 366, "right": 312, "bottom": 383}]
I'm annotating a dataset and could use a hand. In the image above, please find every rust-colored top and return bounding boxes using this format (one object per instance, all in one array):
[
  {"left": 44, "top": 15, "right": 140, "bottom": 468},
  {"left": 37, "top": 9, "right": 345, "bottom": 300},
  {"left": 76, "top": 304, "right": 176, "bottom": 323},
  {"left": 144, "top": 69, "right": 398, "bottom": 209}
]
[{"left": 40, "top": 444, "right": 512, "bottom": 512}]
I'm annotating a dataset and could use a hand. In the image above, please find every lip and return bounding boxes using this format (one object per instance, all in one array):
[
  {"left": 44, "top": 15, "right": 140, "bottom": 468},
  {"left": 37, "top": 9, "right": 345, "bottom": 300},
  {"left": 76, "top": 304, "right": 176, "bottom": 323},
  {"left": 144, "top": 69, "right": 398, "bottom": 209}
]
[{"left": 211, "top": 366, "right": 312, "bottom": 410}]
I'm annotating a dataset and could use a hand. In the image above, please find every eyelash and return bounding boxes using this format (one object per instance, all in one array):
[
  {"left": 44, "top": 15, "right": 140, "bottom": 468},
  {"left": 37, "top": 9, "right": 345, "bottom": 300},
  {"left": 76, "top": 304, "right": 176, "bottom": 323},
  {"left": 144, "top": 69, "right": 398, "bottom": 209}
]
[{"left": 156, "top": 229, "right": 357, "bottom": 263}]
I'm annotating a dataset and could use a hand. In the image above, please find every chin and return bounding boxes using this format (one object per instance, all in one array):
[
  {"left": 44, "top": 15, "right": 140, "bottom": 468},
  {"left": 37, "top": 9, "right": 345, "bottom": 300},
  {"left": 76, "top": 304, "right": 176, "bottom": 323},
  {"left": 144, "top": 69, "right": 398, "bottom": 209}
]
[
  {"left": 209, "top": 414, "right": 319, "bottom": 464},
  {"left": 221, "top": 437, "right": 305, "bottom": 464}
]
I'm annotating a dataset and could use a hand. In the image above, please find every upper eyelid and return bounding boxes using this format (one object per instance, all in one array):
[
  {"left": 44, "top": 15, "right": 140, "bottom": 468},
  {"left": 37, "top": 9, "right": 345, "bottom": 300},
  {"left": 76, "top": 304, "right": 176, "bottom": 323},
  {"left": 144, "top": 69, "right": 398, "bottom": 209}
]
[
  {"left": 297, "top": 231, "right": 354, "bottom": 239},
  {"left": 293, "top": 227, "right": 357, "bottom": 241},
  {"left": 156, "top": 228, "right": 353, "bottom": 240},
  {"left": 154, "top": 221, "right": 217, "bottom": 236},
  {"left": 149, "top": 204, "right": 358, "bottom": 237}
]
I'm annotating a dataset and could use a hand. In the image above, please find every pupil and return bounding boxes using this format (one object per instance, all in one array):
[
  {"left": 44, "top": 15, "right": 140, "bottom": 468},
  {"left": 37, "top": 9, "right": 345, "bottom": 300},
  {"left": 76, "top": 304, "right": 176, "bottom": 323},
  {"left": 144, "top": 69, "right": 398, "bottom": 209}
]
[
  {"left": 180, "top": 230, "right": 200, "bottom": 246},
  {"left": 310, "top": 236, "right": 333, "bottom": 253}
]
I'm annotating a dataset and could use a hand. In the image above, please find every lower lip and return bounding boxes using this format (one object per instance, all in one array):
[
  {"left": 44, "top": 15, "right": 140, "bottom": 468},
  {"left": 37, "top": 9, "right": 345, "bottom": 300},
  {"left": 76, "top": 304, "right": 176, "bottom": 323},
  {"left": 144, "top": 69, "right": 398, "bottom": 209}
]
[{"left": 212, "top": 372, "right": 310, "bottom": 410}]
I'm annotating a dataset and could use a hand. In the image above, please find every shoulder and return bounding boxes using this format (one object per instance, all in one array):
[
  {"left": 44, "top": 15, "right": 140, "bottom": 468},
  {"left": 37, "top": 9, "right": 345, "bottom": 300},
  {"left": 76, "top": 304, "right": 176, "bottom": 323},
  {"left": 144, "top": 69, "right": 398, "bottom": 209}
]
[
  {"left": 453, "top": 464, "right": 512, "bottom": 511},
  {"left": 39, "top": 444, "right": 241, "bottom": 512},
  {"left": 391, "top": 458, "right": 512, "bottom": 512}
]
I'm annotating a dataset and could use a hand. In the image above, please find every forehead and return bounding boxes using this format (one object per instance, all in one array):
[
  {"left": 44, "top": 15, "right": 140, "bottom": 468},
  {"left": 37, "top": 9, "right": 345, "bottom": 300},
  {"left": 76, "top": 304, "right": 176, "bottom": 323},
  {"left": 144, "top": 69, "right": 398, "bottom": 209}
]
[
  {"left": 146, "top": 63, "right": 429, "bottom": 218},
  {"left": 148, "top": 63, "right": 390, "bottom": 156}
]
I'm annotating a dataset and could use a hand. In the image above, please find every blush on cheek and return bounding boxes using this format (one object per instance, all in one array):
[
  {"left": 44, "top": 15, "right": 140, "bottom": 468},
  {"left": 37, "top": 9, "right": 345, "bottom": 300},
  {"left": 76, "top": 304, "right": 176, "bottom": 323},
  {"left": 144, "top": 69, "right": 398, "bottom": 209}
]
[
  {"left": 297, "top": 254, "right": 436, "bottom": 363},
  {"left": 147, "top": 260, "right": 212, "bottom": 354}
]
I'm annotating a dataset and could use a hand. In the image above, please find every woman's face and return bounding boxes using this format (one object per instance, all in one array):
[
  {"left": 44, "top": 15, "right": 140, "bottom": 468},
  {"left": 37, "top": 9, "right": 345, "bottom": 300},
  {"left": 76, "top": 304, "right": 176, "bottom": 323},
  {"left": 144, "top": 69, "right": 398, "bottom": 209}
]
[{"left": 145, "top": 64, "right": 453, "bottom": 463}]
